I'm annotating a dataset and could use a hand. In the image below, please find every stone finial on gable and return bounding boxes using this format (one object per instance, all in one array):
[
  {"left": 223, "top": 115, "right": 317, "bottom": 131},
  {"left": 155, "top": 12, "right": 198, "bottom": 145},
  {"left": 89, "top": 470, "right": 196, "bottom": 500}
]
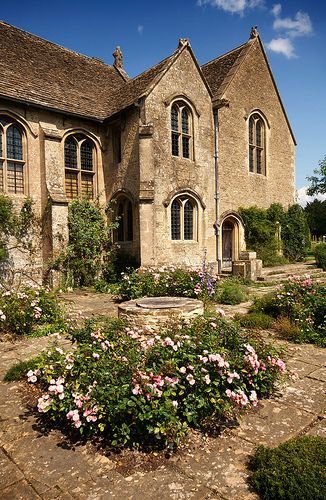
[
  {"left": 113, "top": 46, "right": 123, "bottom": 69},
  {"left": 250, "top": 26, "right": 259, "bottom": 39},
  {"left": 178, "top": 38, "right": 189, "bottom": 48}
]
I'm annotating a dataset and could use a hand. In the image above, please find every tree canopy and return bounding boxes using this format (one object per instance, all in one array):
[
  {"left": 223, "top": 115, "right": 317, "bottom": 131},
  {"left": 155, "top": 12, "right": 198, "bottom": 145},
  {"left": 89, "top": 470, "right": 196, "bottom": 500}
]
[{"left": 307, "top": 156, "right": 326, "bottom": 195}]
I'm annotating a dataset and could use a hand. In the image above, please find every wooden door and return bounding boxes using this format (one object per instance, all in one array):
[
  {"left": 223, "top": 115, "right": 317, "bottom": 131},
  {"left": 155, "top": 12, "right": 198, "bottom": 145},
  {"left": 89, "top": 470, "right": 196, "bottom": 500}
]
[{"left": 222, "top": 220, "right": 233, "bottom": 268}]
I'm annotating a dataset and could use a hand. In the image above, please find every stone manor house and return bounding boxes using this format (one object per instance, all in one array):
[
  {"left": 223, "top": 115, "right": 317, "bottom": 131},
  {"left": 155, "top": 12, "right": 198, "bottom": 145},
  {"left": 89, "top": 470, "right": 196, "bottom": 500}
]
[{"left": 0, "top": 22, "right": 295, "bottom": 281}]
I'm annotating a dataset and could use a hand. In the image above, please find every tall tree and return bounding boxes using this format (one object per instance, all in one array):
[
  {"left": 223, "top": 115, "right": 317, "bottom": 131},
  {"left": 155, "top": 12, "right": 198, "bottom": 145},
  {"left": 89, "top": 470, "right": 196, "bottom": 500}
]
[
  {"left": 307, "top": 156, "right": 326, "bottom": 195},
  {"left": 304, "top": 199, "right": 326, "bottom": 238}
]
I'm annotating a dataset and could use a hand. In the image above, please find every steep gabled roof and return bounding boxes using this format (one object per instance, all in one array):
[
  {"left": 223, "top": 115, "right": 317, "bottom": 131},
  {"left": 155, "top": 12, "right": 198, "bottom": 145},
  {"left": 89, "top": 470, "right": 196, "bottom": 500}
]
[
  {"left": 106, "top": 51, "right": 178, "bottom": 117},
  {"left": 201, "top": 41, "right": 251, "bottom": 100},
  {"left": 0, "top": 21, "right": 126, "bottom": 121},
  {"left": 202, "top": 36, "right": 296, "bottom": 144}
]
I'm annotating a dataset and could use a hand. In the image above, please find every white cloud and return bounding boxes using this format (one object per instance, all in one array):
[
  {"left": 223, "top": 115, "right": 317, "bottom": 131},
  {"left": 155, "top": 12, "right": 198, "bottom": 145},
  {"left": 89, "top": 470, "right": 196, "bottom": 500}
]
[
  {"left": 197, "top": 0, "right": 264, "bottom": 15},
  {"left": 137, "top": 25, "right": 144, "bottom": 35},
  {"left": 273, "top": 11, "right": 313, "bottom": 37},
  {"left": 267, "top": 37, "right": 296, "bottom": 58},
  {"left": 271, "top": 3, "right": 281, "bottom": 17},
  {"left": 297, "top": 187, "right": 326, "bottom": 208}
]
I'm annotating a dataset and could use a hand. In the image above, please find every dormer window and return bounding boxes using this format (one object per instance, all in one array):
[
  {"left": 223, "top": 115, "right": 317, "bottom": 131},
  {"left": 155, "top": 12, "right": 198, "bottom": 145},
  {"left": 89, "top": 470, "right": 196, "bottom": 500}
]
[{"left": 171, "top": 102, "right": 193, "bottom": 159}]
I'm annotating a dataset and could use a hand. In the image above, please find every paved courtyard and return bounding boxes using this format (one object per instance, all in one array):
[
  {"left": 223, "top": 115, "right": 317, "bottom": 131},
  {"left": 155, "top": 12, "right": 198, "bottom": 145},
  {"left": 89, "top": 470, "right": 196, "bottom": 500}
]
[{"left": 0, "top": 292, "right": 325, "bottom": 499}]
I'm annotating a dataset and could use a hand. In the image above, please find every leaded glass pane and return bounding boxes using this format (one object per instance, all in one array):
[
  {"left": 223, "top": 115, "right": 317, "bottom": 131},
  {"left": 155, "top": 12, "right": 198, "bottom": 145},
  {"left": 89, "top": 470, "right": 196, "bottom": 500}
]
[
  {"left": 256, "top": 149, "right": 262, "bottom": 174},
  {"left": 81, "top": 173, "right": 94, "bottom": 198},
  {"left": 7, "top": 162, "right": 24, "bottom": 193},
  {"left": 181, "top": 108, "right": 189, "bottom": 134},
  {"left": 65, "top": 171, "right": 78, "bottom": 199},
  {"left": 184, "top": 200, "right": 193, "bottom": 240},
  {"left": 171, "top": 106, "right": 178, "bottom": 132},
  {"left": 127, "top": 201, "right": 133, "bottom": 241},
  {"left": 171, "top": 199, "right": 181, "bottom": 240},
  {"left": 182, "top": 136, "right": 190, "bottom": 158},
  {"left": 256, "top": 120, "right": 262, "bottom": 147},
  {"left": 249, "top": 146, "right": 254, "bottom": 172},
  {"left": 80, "top": 140, "right": 93, "bottom": 171},
  {"left": 117, "top": 202, "right": 125, "bottom": 241},
  {"left": 0, "top": 160, "right": 3, "bottom": 191},
  {"left": 249, "top": 118, "right": 254, "bottom": 145},
  {"left": 172, "top": 132, "right": 179, "bottom": 156},
  {"left": 65, "top": 137, "right": 77, "bottom": 169},
  {"left": 7, "top": 125, "right": 23, "bottom": 160}
]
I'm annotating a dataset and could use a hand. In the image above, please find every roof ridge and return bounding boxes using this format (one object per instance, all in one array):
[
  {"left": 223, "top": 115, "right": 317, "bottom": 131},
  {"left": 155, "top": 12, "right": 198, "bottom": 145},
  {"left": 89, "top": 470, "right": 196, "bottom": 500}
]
[
  {"left": 201, "top": 40, "right": 251, "bottom": 68},
  {"left": 0, "top": 20, "right": 114, "bottom": 69},
  {"left": 130, "top": 49, "right": 178, "bottom": 83}
]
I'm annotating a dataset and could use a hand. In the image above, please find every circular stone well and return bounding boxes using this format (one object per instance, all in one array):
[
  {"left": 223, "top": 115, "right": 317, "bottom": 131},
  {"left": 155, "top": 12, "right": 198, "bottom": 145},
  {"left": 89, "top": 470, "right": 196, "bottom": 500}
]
[{"left": 118, "top": 296, "right": 204, "bottom": 331}]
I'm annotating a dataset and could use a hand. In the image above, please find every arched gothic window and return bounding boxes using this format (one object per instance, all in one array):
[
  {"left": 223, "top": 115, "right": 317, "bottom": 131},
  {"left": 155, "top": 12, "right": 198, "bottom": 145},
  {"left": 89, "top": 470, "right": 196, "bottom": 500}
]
[
  {"left": 171, "top": 102, "right": 193, "bottom": 159},
  {"left": 171, "top": 195, "right": 197, "bottom": 241},
  {"left": 0, "top": 116, "right": 25, "bottom": 194},
  {"left": 64, "top": 134, "right": 95, "bottom": 200},
  {"left": 249, "top": 113, "right": 266, "bottom": 175},
  {"left": 115, "top": 196, "right": 133, "bottom": 242}
]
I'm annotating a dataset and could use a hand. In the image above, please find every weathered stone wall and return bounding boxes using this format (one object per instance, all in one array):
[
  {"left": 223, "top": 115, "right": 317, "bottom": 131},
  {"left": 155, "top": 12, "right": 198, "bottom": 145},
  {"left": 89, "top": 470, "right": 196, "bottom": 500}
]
[
  {"left": 218, "top": 39, "right": 296, "bottom": 215},
  {"left": 143, "top": 46, "right": 217, "bottom": 269},
  {"left": 0, "top": 99, "right": 108, "bottom": 284}
]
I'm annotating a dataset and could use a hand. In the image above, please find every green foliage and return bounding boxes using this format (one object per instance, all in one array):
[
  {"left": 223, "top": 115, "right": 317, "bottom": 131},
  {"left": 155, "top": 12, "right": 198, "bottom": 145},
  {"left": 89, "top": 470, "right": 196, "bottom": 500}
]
[
  {"left": 0, "top": 287, "right": 65, "bottom": 337},
  {"left": 23, "top": 315, "right": 286, "bottom": 450},
  {"left": 54, "top": 198, "right": 118, "bottom": 287},
  {"left": 239, "top": 206, "right": 285, "bottom": 266},
  {"left": 235, "top": 312, "right": 273, "bottom": 329},
  {"left": 240, "top": 203, "right": 311, "bottom": 265},
  {"left": 4, "top": 357, "right": 42, "bottom": 382},
  {"left": 307, "top": 155, "right": 326, "bottom": 195},
  {"left": 0, "top": 194, "right": 36, "bottom": 268},
  {"left": 252, "top": 277, "right": 326, "bottom": 346},
  {"left": 315, "top": 243, "right": 326, "bottom": 271},
  {"left": 118, "top": 264, "right": 217, "bottom": 302},
  {"left": 282, "top": 204, "right": 311, "bottom": 261},
  {"left": 249, "top": 436, "right": 326, "bottom": 500},
  {"left": 217, "top": 283, "right": 247, "bottom": 305},
  {"left": 305, "top": 200, "right": 326, "bottom": 238}
]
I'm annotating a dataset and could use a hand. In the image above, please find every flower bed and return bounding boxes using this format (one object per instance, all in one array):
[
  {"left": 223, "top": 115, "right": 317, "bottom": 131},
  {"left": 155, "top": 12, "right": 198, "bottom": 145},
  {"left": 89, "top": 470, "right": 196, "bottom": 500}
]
[
  {"left": 0, "top": 286, "right": 66, "bottom": 337},
  {"left": 251, "top": 276, "right": 326, "bottom": 346},
  {"left": 25, "top": 315, "right": 286, "bottom": 449}
]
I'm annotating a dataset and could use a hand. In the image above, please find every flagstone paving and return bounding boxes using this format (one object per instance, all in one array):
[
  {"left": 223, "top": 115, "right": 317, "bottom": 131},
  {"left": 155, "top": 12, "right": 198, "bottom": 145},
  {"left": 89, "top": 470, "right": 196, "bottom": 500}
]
[{"left": 0, "top": 308, "right": 325, "bottom": 499}]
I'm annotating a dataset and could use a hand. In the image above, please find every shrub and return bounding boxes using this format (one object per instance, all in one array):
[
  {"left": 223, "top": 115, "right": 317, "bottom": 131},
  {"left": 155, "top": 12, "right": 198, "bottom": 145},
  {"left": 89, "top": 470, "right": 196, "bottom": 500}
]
[
  {"left": 315, "top": 243, "right": 326, "bottom": 270},
  {"left": 218, "top": 283, "right": 247, "bottom": 305},
  {"left": 118, "top": 263, "right": 217, "bottom": 302},
  {"left": 252, "top": 277, "right": 326, "bottom": 346},
  {"left": 272, "top": 316, "right": 302, "bottom": 341},
  {"left": 235, "top": 312, "right": 273, "bottom": 329},
  {"left": 53, "top": 198, "right": 118, "bottom": 288},
  {"left": 22, "top": 315, "right": 286, "bottom": 449},
  {"left": 0, "top": 287, "right": 65, "bottom": 336},
  {"left": 282, "top": 204, "right": 311, "bottom": 262},
  {"left": 249, "top": 436, "right": 326, "bottom": 500}
]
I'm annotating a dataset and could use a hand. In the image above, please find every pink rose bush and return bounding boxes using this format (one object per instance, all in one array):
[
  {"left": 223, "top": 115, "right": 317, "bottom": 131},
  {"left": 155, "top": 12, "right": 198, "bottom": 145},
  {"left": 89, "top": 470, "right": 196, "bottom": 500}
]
[
  {"left": 252, "top": 276, "right": 325, "bottom": 346},
  {"left": 26, "top": 315, "right": 287, "bottom": 449},
  {"left": 0, "top": 286, "right": 65, "bottom": 336}
]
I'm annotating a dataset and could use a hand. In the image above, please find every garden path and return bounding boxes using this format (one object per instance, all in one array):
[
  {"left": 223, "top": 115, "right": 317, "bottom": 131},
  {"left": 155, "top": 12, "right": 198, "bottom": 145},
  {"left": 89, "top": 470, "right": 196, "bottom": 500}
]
[{"left": 0, "top": 313, "right": 325, "bottom": 499}]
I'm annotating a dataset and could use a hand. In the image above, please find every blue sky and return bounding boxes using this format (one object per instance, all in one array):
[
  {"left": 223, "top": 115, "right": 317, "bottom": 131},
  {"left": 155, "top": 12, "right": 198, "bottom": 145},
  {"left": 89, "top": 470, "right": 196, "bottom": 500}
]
[{"left": 1, "top": 0, "right": 325, "bottom": 200}]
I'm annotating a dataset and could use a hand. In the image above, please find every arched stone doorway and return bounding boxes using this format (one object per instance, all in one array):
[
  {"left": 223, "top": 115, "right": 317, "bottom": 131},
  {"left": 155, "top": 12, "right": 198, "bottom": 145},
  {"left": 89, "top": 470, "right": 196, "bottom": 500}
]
[{"left": 220, "top": 214, "right": 243, "bottom": 269}]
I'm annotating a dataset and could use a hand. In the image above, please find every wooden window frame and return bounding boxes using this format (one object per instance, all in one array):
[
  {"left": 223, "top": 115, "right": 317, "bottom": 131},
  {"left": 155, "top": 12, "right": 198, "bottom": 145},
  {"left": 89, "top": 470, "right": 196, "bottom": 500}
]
[
  {"left": 64, "top": 135, "right": 96, "bottom": 200},
  {"left": 248, "top": 113, "right": 266, "bottom": 175},
  {"left": 171, "top": 195, "right": 197, "bottom": 241},
  {"left": 171, "top": 102, "right": 193, "bottom": 160},
  {"left": 0, "top": 118, "right": 26, "bottom": 195}
]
